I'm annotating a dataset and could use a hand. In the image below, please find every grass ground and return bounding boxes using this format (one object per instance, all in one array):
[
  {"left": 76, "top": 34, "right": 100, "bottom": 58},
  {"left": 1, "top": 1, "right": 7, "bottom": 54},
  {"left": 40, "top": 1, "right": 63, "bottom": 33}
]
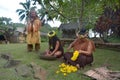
[{"left": 0, "top": 42, "right": 120, "bottom": 80}]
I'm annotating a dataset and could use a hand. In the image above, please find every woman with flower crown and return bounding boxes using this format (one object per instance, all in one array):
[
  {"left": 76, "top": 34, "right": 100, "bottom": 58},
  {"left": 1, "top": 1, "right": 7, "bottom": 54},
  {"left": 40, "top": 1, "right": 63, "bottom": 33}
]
[
  {"left": 44, "top": 30, "right": 64, "bottom": 58},
  {"left": 64, "top": 28, "right": 95, "bottom": 69}
]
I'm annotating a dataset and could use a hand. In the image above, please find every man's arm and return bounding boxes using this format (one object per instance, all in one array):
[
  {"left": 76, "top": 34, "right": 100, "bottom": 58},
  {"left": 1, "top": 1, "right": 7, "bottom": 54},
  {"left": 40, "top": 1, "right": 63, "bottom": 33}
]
[
  {"left": 79, "top": 41, "right": 94, "bottom": 55},
  {"left": 67, "top": 39, "right": 77, "bottom": 51}
]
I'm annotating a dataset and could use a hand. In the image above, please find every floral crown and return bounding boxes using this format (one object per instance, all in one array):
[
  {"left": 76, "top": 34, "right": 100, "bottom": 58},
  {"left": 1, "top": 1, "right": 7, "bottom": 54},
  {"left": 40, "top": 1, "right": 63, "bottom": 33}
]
[{"left": 47, "top": 30, "right": 56, "bottom": 37}]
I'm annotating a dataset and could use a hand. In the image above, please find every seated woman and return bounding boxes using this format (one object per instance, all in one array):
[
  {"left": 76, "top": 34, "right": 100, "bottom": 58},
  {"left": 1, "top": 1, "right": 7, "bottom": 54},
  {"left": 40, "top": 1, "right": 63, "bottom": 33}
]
[
  {"left": 64, "top": 28, "right": 95, "bottom": 68},
  {"left": 44, "top": 30, "right": 64, "bottom": 58}
]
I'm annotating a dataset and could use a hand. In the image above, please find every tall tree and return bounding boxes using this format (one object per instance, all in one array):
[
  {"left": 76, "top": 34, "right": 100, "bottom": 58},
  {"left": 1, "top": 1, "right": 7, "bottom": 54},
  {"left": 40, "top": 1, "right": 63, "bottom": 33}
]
[
  {"left": 32, "top": 0, "right": 60, "bottom": 24},
  {"left": 33, "top": 0, "right": 103, "bottom": 30},
  {"left": 0, "top": 17, "right": 12, "bottom": 31},
  {"left": 0, "top": 17, "right": 16, "bottom": 41},
  {"left": 33, "top": 0, "right": 119, "bottom": 26}
]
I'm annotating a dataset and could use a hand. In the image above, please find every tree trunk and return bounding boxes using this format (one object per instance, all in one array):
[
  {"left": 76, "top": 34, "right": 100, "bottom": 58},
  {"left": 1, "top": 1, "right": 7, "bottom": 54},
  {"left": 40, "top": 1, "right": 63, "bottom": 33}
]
[{"left": 78, "top": 0, "right": 84, "bottom": 31}]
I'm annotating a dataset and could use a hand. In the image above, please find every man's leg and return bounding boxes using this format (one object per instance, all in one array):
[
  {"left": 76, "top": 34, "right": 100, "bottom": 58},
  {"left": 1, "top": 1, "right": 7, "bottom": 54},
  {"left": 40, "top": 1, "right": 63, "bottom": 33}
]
[
  {"left": 35, "top": 43, "right": 40, "bottom": 51},
  {"left": 27, "top": 44, "right": 33, "bottom": 52}
]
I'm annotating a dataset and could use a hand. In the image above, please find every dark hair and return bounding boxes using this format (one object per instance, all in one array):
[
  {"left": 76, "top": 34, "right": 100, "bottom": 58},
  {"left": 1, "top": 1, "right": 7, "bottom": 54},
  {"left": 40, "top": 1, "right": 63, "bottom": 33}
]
[
  {"left": 49, "top": 35, "right": 59, "bottom": 49},
  {"left": 78, "top": 28, "right": 86, "bottom": 35}
]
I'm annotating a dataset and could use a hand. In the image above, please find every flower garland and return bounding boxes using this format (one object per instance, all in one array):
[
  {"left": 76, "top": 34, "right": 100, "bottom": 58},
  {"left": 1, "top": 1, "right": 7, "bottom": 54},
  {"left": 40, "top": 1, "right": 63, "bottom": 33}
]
[
  {"left": 47, "top": 30, "right": 56, "bottom": 37},
  {"left": 79, "top": 35, "right": 84, "bottom": 39},
  {"left": 56, "top": 63, "right": 78, "bottom": 76},
  {"left": 71, "top": 50, "right": 80, "bottom": 61}
]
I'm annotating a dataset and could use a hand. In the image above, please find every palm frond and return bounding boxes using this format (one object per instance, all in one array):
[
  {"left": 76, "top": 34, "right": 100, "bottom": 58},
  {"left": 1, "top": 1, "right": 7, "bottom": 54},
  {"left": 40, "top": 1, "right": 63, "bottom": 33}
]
[
  {"left": 19, "top": 14, "right": 25, "bottom": 21},
  {"left": 26, "top": 0, "right": 31, "bottom": 10},
  {"left": 19, "top": 11, "right": 25, "bottom": 16},
  {"left": 16, "top": 9, "right": 25, "bottom": 13},
  {"left": 19, "top": 2, "right": 28, "bottom": 10}
]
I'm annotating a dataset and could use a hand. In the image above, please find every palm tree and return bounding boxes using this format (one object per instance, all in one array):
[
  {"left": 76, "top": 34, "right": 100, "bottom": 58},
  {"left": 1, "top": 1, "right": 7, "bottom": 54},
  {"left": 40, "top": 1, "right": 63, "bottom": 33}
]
[{"left": 16, "top": 0, "right": 36, "bottom": 22}]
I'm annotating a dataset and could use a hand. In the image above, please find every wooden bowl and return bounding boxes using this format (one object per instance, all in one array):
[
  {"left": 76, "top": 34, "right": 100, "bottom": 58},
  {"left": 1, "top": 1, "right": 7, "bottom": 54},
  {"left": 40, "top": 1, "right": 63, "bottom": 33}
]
[{"left": 39, "top": 55, "right": 57, "bottom": 60}]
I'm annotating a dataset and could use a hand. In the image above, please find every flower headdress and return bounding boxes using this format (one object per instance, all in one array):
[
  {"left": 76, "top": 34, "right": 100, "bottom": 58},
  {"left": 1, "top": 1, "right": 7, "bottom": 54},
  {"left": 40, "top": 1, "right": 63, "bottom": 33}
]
[{"left": 47, "top": 30, "right": 56, "bottom": 37}]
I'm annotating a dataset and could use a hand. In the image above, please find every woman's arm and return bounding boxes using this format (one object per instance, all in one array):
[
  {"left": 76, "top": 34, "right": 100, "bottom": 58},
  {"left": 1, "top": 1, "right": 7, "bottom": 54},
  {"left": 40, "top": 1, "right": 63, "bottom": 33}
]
[{"left": 50, "top": 41, "right": 60, "bottom": 56}]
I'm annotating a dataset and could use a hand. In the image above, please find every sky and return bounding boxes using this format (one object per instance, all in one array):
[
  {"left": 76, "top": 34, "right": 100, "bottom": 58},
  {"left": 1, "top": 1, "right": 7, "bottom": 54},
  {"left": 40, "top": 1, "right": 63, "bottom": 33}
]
[{"left": 0, "top": 0, "right": 61, "bottom": 27}]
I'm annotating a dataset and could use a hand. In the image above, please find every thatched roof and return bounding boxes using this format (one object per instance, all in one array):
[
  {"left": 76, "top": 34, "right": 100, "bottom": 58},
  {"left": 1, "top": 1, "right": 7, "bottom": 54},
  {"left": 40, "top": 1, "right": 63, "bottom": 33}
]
[{"left": 59, "top": 23, "right": 79, "bottom": 30}]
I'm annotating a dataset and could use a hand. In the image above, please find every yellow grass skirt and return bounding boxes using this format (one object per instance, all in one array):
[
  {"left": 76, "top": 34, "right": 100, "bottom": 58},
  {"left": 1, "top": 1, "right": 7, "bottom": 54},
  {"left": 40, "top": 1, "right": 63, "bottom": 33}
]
[{"left": 26, "top": 31, "right": 41, "bottom": 44}]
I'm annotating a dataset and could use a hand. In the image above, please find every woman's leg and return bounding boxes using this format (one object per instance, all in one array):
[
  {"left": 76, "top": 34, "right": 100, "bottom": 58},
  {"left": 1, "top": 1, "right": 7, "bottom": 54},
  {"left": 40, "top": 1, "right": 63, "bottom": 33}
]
[{"left": 54, "top": 51, "right": 63, "bottom": 58}]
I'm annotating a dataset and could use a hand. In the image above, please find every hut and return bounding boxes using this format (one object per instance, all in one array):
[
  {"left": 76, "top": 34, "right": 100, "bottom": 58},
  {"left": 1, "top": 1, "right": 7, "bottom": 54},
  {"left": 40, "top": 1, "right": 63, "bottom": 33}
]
[
  {"left": 59, "top": 22, "right": 79, "bottom": 39},
  {"left": 58, "top": 23, "right": 79, "bottom": 46}
]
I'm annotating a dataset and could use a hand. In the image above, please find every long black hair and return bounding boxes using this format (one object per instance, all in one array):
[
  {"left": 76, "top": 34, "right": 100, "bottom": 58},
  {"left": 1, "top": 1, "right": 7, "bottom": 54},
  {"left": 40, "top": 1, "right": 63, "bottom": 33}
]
[{"left": 49, "top": 35, "right": 60, "bottom": 49}]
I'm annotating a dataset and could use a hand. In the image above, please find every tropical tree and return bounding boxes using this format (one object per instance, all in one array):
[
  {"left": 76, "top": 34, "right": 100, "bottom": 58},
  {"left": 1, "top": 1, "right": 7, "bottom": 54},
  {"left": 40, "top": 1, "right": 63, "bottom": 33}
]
[
  {"left": 33, "top": 0, "right": 104, "bottom": 30},
  {"left": 32, "top": 0, "right": 60, "bottom": 25},
  {"left": 0, "top": 17, "right": 12, "bottom": 31},
  {"left": 95, "top": 6, "right": 120, "bottom": 39},
  {"left": 33, "top": 0, "right": 119, "bottom": 27},
  {"left": 31, "top": 0, "right": 120, "bottom": 39},
  {"left": 0, "top": 17, "right": 16, "bottom": 41}
]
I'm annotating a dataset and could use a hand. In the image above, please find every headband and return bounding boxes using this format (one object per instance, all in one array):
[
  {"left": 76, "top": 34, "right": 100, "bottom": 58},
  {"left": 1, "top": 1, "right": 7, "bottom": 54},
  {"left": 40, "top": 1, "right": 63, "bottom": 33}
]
[{"left": 47, "top": 30, "right": 56, "bottom": 37}]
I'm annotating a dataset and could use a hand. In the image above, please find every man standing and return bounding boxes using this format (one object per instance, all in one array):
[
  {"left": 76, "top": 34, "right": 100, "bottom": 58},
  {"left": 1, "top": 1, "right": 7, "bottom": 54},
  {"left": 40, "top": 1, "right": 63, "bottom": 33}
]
[{"left": 26, "top": 9, "right": 42, "bottom": 52}]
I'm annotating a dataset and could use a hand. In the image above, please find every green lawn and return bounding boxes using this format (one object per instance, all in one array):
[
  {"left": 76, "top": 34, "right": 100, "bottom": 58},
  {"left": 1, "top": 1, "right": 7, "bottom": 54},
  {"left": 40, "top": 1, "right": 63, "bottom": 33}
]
[{"left": 0, "top": 42, "right": 120, "bottom": 80}]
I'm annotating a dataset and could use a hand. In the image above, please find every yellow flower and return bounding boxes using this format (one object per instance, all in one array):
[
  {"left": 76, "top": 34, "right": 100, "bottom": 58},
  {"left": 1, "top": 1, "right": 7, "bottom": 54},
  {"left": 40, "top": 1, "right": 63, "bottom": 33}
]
[
  {"left": 56, "top": 63, "right": 78, "bottom": 76},
  {"left": 61, "top": 63, "right": 66, "bottom": 67},
  {"left": 67, "top": 69, "right": 71, "bottom": 73},
  {"left": 56, "top": 71, "right": 60, "bottom": 74},
  {"left": 79, "top": 35, "right": 84, "bottom": 38},
  {"left": 60, "top": 68, "right": 66, "bottom": 73},
  {"left": 63, "top": 73, "right": 67, "bottom": 76},
  {"left": 71, "top": 50, "right": 80, "bottom": 61}
]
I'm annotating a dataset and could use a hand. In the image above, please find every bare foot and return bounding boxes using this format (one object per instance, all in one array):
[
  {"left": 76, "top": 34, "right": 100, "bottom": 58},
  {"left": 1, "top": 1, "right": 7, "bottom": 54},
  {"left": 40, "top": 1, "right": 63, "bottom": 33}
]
[{"left": 76, "top": 64, "right": 80, "bottom": 69}]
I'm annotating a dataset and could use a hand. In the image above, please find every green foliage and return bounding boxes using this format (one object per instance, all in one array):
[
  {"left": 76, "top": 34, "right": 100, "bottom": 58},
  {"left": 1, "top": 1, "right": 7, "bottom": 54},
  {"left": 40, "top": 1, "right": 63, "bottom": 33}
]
[
  {"left": 0, "top": 17, "right": 19, "bottom": 35},
  {"left": 0, "top": 17, "right": 12, "bottom": 25},
  {"left": 12, "top": 23, "right": 25, "bottom": 28},
  {"left": 41, "top": 36, "right": 48, "bottom": 42},
  {"left": 41, "top": 23, "right": 62, "bottom": 35},
  {"left": 34, "top": 0, "right": 120, "bottom": 31},
  {"left": 40, "top": 24, "right": 62, "bottom": 42},
  {"left": 41, "top": 23, "right": 53, "bottom": 33},
  {"left": 0, "top": 17, "right": 12, "bottom": 32},
  {"left": 107, "top": 36, "right": 120, "bottom": 43},
  {"left": 0, "top": 16, "right": 26, "bottom": 37}
]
